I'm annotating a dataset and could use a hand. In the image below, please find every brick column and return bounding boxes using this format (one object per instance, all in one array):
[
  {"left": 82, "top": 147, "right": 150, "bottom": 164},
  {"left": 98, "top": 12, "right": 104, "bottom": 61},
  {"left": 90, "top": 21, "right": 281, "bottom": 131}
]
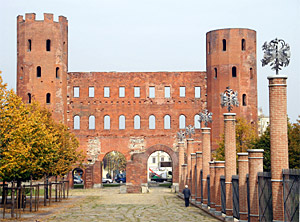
[
  {"left": 224, "top": 113, "right": 237, "bottom": 220},
  {"left": 181, "top": 164, "right": 188, "bottom": 197},
  {"left": 178, "top": 141, "right": 185, "bottom": 192},
  {"left": 268, "top": 75, "right": 289, "bottom": 221},
  {"left": 209, "top": 161, "right": 216, "bottom": 213},
  {"left": 191, "top": 153, "right": 196, "bottom": 202},
  {"left": 202, "top": 127, "right": 211, "bottom": 207},
  {"left": 187, "top": 138, "right": 194, "bottom": 189},
  {"left": 247, "top": 149, "right": 264, "bottom": 222},
  {"left": 237, "top": 152, "right": 249, "bottom": 221},
  {"left": 214, "top": 161, "right": 225, "bottom": 216},
  {"left": 195, "top": 151, "right": 203, "bottom": 204}
]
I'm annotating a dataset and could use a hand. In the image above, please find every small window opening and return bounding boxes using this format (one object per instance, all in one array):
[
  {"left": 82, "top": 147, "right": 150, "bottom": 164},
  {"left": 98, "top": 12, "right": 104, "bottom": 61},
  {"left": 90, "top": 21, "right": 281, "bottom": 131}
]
[
  {"left": 46, "top": 39, "right": 51, "bottom": 51},
  {"left": 250, "top": 68, "right": 253, "bottom": 79},
  {"left": 149, "top": 86, "right": 155, "bottom": 98},
  {"left": 46, "top": 93, "right": 51, "bottom": 104},
  {"left": 214, "top": 68, "right": 217, "bottom": 79},
  {"left": 56, "top": 67, "right": 59, "bottom": 78},
  {"left": 242, "top": 94, "right": 247, "bottom": 106},
  {"left": 242, "top": 39, "right": 246, "bottom": 51},
  {"left": 37, "top": 66, "right": 41, "bottom": 78},
  {"left": 180, "top": 87, "right": 185, "bottom": 97},
  {"left": 222, "top": 39, "right": 226, "bottom": 51},
  {"left": 232, "top": 66, "right": 237, "bottom": 78},
  {"left": 28, "top": 39, "right": 31, "bottom": 51},
  {"left": 28, "top": 93, "right": 31, "bottom": 104},
  {"left": 134, "top": 87, "right": 140, "bottom": 98},
  {"left": 208, "top": 41, "right": 211, "bottom": 54}
]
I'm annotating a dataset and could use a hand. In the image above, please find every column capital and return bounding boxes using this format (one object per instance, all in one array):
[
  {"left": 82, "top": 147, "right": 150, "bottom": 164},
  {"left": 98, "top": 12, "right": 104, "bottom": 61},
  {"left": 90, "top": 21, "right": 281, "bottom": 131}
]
[
  {"left": 223, "top": 113, "right": 236, "bottom": 116},
  {"left": 187, "top": 138, "right": 194, "bottom": 142},
  {"left": 267, "top": 75, "right": 288, "bottom": 80}
]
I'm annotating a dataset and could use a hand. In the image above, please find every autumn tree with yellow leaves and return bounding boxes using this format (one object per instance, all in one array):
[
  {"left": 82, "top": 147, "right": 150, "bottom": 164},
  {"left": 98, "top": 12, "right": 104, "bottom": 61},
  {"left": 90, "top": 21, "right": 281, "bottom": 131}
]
[{"left": 0, "top": 74, "right": 84, "bottom": 184}]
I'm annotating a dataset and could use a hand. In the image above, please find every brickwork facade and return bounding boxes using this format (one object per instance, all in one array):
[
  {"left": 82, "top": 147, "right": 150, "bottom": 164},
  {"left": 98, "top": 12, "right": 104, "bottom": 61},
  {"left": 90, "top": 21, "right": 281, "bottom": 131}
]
[{"left": 16, "top": 13, "right": 257, "bottom": 192}]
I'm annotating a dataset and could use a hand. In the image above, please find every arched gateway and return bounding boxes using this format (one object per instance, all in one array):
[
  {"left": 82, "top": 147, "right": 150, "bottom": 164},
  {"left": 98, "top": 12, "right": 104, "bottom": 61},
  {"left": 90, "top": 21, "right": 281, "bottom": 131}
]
[{"left": 126, "top": 144, "right": 179, "bottom": 193}]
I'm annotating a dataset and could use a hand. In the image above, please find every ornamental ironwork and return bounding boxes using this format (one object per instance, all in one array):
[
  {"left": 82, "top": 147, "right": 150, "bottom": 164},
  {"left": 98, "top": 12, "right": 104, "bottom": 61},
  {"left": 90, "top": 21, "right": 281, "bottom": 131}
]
[
  {"left": 185, "top": 125, "right": 195, "bottom": 138},
  {"left": 198, "top": 109, "right": 213, "bottom": 127},
  {"left": 177, "top": 130, "right": 186, "bottom": 142},
  {"left": 261, "top": 38, "right": 291, "bottom": 75},
  {"left": 220, "top": 87, "right": 239, "bottom": 112}
]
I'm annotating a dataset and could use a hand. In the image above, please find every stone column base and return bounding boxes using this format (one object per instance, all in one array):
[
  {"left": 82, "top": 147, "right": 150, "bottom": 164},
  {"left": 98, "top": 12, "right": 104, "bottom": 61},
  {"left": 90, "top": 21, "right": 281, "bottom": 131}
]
[
  {"left": 214, "top": 211, "right": 222, "bottom": 216},
  {"left": 93, "top": 183, "right": 102, "bottom": 188},
  {"left": 224, "top": 215, "right": 234, "bottom": 221}
]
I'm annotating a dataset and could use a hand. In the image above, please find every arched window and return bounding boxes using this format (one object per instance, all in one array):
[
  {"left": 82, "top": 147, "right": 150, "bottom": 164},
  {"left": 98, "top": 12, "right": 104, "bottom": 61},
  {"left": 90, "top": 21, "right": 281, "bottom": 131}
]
[
  {"left": 222, "top": 39, "right": 226, "bottom": 51},
  {"left": 179, "top": 115, "right": 186, "bottom": 129},
  {"left": 56, "top": 67, "right": 59, "bottom": 79},
  {"left": 46, "top": 39, "right": 51, "bottom": 51},
  {"left": 149, "top": 115, "right": 155, "bottom": 129},
  {"left": 243, "top": 94, "right": 247, "bottom": 106},
  {"left": 119, "top": 115, "right": 125, "bottom": 130},
  {"left": 28, "top": 93, "right": 31, "bottom": 104},
  {"left": 104, "top": 115, "right": 110, "bottom": 130},
  {"left": 134, "top": 115, "right": 140, "bottom": 129},
  {"left": 232, "top": 66, "right": 237, "bottom": 77},
  {"left": 28, "top": 39, "right": 31, "bottom": 51},
  {"left": 89, "top": 115, "right": 95, "bottom": 130},
  {"left": 74, "top": 115, "right": 80, "bottom": 130},
  {"left": 46, "top": 93, "right": 51, "bottom": 104},
  {"left": 194, "top": 114, "right": 200, "bottom": 129},
  {"left": 37, "top": 66, "right": 41, "bottom": 78},
  {"left": 214, "top": 68, "right": 217, "bottom": 79},
  {"left": 242, "top": 39, "right": 246, "bottom": 51},
  {"left": 250, "top": 68, "right": 253, "bottom": 79},
  {"left": 164, "top": 115, "right": 171, "bottom": 129}
]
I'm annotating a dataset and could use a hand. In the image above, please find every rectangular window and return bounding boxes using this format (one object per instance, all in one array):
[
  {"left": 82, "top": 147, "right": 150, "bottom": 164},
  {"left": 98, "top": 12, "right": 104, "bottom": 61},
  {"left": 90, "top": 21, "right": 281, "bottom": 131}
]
[
  {"left": 73, "top": 87, "right": 79, "bottom": 98},
  {"left": 104, "top": 87, "right": 110, "bottom": 98},
  {"left": 180, "top": 86, "right": 185, "bottom": 97},
  {"left": 119, "top": 87, "right": 125, "bottom": 98},
  {"left": 149, "top": 86, "right": 155, "bottom": 98},
  {"left": 89, "top": 87, "right": 94, "bottom": 98},
  {"left": 134, "top": 87, "right": 140, "bottom": 98},
  {"left": 164, "top": 86, "right": 170, "bottom": 98},
  {"left": 195, "top": 86, "right": 201, "bottom": 98},
  {"left": 152, "top": 157, "right": 156, "bottom": 164}
]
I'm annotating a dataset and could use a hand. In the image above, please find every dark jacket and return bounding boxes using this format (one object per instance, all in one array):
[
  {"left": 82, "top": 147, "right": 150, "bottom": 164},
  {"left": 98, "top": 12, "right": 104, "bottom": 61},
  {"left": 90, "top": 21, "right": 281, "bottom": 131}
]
[{"left": 183, "top": 188, "right": 191, "bottom": 198}]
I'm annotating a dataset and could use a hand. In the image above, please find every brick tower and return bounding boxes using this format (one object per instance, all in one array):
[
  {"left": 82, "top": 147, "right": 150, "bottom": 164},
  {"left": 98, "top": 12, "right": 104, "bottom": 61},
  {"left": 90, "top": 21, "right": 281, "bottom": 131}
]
[
  {"left": 206, "top": 28, "right": 257, "bottom": 150},
  {"left": 17, "top": 13, "right": 68, "bottom": 123}
]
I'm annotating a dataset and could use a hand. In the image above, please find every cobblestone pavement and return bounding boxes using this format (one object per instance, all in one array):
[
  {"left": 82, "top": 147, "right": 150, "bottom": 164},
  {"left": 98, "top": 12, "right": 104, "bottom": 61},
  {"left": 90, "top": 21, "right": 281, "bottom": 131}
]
[
  {"left": 44, "top": 187, "right": 218, "bottom": 222},
  {"left": 9, "top": 187, "right": 218, "bottom": 222}
]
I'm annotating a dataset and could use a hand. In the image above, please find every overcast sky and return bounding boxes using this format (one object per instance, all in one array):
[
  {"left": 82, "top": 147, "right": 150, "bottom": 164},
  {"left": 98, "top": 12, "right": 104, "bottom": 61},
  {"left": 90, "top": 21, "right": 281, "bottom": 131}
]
[{"left": 0, "top": 0, "right": 299, "bottom": 122}]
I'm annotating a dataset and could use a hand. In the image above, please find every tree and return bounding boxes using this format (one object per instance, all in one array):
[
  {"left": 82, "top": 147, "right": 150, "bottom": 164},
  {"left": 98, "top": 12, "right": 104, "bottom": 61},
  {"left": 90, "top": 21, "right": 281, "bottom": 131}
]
[{"left": 215, "top": 117, "right": 258, "bottom": 160}]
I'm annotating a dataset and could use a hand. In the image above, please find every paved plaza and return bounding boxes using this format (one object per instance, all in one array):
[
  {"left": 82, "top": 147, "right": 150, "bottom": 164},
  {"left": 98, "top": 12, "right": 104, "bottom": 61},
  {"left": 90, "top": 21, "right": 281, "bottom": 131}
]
[{"left": 19, "top": 186, "right": 218, "bottom": 222}]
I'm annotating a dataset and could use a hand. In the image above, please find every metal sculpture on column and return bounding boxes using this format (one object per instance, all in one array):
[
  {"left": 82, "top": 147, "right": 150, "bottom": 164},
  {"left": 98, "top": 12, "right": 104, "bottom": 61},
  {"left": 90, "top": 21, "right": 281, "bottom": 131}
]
[
  {"left": 261, "top": 38, "right": 291, "bottom": 75},
  {"left": 177, "top": 130, "right": 186, "bottom": 142},
  {"left": 185, "top": 125, "right": 195, "bottom": 138},
  {"left": 220, "top": 87, "right": 239, "bottom": 112},
  {"left": 198, "top": 109, "right": 213, "bottom": 127}
]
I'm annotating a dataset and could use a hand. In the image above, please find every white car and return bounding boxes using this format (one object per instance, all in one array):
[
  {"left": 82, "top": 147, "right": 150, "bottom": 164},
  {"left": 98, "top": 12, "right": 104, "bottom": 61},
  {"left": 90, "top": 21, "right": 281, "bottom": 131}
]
[{"left": 102, "top": 178, "right": 113, "bottom": 183}]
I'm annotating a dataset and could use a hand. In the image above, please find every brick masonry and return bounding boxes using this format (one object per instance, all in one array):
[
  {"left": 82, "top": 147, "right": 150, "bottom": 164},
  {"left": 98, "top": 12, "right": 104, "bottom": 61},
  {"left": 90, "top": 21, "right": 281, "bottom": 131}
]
[
  {"left": 237, "top": 152, "right": 249, "bottom": 221},
  {"left": 16, "top": 13, "right": 257, "bottom": 192}
]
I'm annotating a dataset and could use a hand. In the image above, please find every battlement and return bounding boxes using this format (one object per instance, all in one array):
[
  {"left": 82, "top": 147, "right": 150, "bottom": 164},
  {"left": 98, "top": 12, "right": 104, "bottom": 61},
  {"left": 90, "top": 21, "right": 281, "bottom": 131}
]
[{"left": 17, "top": 13, "right": 67, "bottom": 24}]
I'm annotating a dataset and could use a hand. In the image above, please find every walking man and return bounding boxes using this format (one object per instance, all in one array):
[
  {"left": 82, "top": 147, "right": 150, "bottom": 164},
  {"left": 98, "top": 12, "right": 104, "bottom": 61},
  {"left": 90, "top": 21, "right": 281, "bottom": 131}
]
[{"left": 182, "top": 185, "right": 191, "bottom": 207}]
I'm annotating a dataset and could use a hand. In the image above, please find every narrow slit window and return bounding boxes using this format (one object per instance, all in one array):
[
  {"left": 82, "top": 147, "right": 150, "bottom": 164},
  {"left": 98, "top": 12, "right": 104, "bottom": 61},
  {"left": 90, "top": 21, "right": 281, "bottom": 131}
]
[
  {"left": 232, "top": 66, "right": 237, "bottom": 78},
  {"left": 74, "top": 115, "right": 80, "bottom": 130},
  {"left": 73, "top": 87, "right": 80, "bottom": 98},
  {"left": 89, "top": 115, "right": 95, "bottom": 130},
  {"left": 46, "top": 93, "right": 51, "bottom": 104},
  {"left": 250, "top": 68, "right": 253, "bottom": 79},
  {"left": 214, "top": 68, "right": 217, "bottom": 79},
  {"left": 56, "top": 67, "right": 59, "bottom": 79},
  {"left": 28, "top": 93, "right": 31, "bottom": 104},
  {"left": 222, "top": 39, "right": 226, "bottom": 51},
  {"left": 208, "top": 41, "right": 211, "bottom": 54},
  {"left": 165, "top": 86, "right": 170, "bottom": 98},
  {"left": 195, "top": 86, "right": 201, "bottom": 98},
  {"left": 134, "top": 115, "right": 141, "bottom": 129},
  {"left": 149, "top": 86, "right": 155, "bottom": 98},
  {"left": 37, "top": 66, "right": 41, "bottom": 78},
  {"left": 119, "top": 87, "right": 125, "bottom": 98},
  {"left": 104, "top": 115, "right": 110, "bottom": 130},
  {"left": 180, "top": 87, "right": 185, "bottom": 97},
  {"left": 89, "top": 87, "right": 95, "bottom": 98},
  {"left": 28, "top": 39, "right": 31, "bottom": 52},
  {"left": 104, "top": 87, "right": 110, "bottom": 98},
  {"left": 46, "top": 39, "right": 51, "bottom": 51},
  {"left": 149, "top": 115, "right": 155, "bottom": 129},
  {"left": 242, "top": 39, "right": 246, "bottom": 51},
  {"left": 243, "top": 94, "right": 247, "bottom": 106}
]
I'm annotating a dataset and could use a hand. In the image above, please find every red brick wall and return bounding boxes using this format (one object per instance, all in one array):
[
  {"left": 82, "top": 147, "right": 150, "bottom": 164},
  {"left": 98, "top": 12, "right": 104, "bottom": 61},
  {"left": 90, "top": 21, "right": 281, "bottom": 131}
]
[{"left": 206, "top": 28, "right": 257, "bottom": 150}]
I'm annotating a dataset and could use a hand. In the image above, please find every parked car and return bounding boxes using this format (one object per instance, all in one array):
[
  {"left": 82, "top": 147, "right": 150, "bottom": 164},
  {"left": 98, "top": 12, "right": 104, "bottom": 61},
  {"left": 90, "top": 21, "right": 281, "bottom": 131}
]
[
  {"left": 115, "top": 174, "right": 126, "bottom": 183},
  {"left": 102, "top": 178, "right": 113, "bottom": 183},
  {"left": 74, "top": 175, "right": 83, "bottom": 184}
]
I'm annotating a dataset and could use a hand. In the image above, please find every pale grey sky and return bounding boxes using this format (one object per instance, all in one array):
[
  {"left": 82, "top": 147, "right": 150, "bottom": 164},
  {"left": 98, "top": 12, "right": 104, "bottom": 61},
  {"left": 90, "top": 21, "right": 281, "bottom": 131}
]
[{"left": 0, "top": 0, "right": 299, "bottom": 122}]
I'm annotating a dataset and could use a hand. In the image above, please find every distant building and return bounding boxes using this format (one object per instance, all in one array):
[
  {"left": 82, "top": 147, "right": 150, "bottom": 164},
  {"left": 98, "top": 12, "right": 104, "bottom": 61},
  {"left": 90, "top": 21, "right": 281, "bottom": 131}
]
[{"left": 258, "top": 108, "right": 269, "bottom": 136}]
